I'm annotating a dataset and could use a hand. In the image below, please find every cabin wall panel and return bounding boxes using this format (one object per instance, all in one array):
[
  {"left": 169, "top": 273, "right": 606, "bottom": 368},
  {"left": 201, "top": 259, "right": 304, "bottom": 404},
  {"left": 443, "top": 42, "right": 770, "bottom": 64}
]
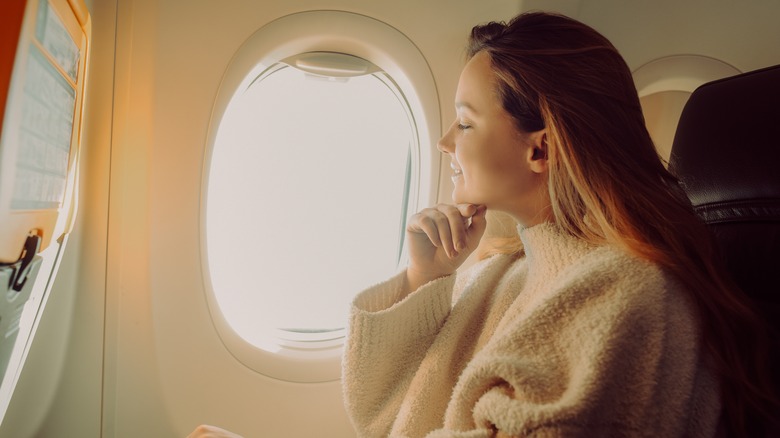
[{"left": 8, "top": 0, "right": 779, "bottom": 436}]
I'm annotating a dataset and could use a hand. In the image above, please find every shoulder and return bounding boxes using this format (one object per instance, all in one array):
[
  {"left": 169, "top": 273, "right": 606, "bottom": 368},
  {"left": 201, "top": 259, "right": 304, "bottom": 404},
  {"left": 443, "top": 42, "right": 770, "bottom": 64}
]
[
  {"left": 452, "top": 253, "right": 525, "bottom": 300},
  {"left": 463, "top": 252, "right": 523, "bottom": 275},
  {"left": 565, "top": 244, "right": 680, "bottom": 293},
  {"left": 553, "top": 244, "right": 694, "bottom": 329}
]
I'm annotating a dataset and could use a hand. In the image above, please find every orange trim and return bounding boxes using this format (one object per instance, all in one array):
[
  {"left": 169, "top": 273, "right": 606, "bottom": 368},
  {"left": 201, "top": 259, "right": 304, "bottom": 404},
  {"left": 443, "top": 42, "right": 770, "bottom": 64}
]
[
  {"left": 0, "top": 0, "right": 27, "bottom": 139},
  {"left": 67, "top": 0, "right": 88, "bottom": 28}
]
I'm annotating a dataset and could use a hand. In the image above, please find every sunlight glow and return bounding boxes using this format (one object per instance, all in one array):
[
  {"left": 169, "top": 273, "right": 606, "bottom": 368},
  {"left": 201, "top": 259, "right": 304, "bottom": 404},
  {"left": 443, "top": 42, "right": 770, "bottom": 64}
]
[{"left": 207, "top": 65, "right": 414, "bottom": 349}]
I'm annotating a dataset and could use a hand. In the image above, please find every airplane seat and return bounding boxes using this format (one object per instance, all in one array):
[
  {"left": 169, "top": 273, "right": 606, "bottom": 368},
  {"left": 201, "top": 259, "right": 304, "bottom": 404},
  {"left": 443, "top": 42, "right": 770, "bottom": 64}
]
[{"left": 668, "top": 64, "right": 780, "bottom": 435}]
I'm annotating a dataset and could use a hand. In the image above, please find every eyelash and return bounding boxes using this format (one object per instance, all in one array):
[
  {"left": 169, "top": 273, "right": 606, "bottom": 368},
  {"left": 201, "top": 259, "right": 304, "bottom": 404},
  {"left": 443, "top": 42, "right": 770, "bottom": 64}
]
[{"left": 457, "top": 123, "right": 471, "bottom": 131}]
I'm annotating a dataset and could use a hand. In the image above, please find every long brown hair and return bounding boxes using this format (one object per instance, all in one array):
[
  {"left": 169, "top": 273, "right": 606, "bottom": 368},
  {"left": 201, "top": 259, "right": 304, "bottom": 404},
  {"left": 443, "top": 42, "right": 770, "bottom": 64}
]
[{"left": 468, "top": 11, "right": 777, "bottom": 436}]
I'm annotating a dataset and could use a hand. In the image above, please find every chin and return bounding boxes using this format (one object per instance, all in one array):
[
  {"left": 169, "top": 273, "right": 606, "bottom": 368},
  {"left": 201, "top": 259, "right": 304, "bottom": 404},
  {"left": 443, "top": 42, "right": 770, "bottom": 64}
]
[
  {"left": 451, "top": 189, "right": 477, "bottom": 206},
  {"left": 451, "top": 189, "right": 464, "bottom": 204}
]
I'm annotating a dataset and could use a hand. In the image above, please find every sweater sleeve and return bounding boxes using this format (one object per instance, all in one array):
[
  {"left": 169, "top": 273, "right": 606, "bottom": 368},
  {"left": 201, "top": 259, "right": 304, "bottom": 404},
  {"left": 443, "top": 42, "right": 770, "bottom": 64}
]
[
  {"left": 431, "top": 255, "right": 720, "bottom": 438},
  {"left": 342, "top": 270, "right": 457, "bottom": 437}
]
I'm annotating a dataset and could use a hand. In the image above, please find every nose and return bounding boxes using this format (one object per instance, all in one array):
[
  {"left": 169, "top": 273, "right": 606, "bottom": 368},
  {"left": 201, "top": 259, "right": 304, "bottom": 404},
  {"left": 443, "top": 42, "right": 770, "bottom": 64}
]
[{"left": 437, "top": 120, "right": 456, "bottom": 153}]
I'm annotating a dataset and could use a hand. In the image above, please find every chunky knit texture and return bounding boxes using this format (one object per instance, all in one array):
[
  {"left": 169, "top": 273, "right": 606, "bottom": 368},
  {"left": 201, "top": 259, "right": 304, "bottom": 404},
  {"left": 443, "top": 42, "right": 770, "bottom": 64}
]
[{"left": 343, "top": 222, "right": 721, "bottom": 437}]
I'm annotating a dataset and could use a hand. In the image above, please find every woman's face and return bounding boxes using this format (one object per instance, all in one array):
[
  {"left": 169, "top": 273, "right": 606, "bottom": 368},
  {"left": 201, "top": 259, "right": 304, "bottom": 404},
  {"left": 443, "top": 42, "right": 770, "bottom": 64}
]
[{"left": 438, "top": 51, "right": 549, "bottom": 224}]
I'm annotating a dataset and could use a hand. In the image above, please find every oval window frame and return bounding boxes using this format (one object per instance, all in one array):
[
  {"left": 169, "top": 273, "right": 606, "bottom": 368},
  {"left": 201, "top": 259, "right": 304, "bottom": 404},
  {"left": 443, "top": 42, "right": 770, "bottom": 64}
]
[
  {"left": 201, "top": 10, "right": 440, "bottom": 383},
  {"left": 633, "top": 54, "right": 741, "bottom": 98}
]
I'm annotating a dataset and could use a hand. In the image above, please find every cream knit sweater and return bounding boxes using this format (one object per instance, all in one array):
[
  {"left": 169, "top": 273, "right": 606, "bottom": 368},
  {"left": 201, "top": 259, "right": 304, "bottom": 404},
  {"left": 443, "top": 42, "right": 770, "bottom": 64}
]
[{"left": 343, "top": 223, "right": 721, "bottom": 437}]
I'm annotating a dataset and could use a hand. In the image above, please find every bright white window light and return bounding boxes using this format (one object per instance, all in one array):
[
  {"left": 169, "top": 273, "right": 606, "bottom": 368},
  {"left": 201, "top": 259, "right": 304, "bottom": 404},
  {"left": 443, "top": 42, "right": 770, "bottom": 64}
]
[{"left": 207, "top": 57, "right": 414, "bottom": 351}]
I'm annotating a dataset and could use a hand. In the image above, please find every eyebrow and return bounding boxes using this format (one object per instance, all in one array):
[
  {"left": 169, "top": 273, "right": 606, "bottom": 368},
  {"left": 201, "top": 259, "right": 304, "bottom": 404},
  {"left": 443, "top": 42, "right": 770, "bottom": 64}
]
[{"left": 455, "top": 101, "right": 477, "bottom": 113}]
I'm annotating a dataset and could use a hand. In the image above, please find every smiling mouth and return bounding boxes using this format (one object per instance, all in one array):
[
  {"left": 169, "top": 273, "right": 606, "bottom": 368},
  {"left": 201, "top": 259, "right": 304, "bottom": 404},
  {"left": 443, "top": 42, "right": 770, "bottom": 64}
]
[
  {"left": 451, "top": 167, "right": 462, "bottom": 184},
  {"left": 451, "top": 164, "right": 462, "bottom": 176}
]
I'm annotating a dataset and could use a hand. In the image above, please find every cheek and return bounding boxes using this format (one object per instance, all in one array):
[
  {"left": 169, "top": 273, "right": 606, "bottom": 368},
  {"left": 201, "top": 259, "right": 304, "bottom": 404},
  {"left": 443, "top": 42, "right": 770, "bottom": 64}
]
[
  {"left": 468, "top": 151, "right": 516, "bottom": 179},
  {"left": 456, "top": 134, "right": 522, "bottom": 187},
  {"left": 474, "top": 155, "right": 529, "bottom": 197}
]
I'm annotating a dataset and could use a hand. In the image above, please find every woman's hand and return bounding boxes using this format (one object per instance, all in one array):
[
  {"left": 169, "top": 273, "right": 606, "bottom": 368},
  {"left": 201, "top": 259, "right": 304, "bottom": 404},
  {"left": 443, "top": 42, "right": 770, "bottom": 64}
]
[
  {"left": 187, "top": 425, "right": 243, "bottom": 438},
  {"left": 405, "top": 203, "right": 487, "bottom": 292}
]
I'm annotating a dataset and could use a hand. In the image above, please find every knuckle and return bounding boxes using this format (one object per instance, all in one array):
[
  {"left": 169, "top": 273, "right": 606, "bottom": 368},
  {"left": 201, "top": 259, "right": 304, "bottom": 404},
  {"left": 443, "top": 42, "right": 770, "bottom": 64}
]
[
  {"left": 432, "top": 214, "right": 450, "bottom": 228},
  {"left": 436, "top": 203, "right": 457, "bottom": 213}
]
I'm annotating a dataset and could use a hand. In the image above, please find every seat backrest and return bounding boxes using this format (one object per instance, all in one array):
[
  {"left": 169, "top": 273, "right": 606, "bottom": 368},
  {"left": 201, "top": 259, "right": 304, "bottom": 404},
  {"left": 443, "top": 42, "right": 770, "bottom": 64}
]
[{"left": 668, "top": 63, "right": 780, "bottom": 429}]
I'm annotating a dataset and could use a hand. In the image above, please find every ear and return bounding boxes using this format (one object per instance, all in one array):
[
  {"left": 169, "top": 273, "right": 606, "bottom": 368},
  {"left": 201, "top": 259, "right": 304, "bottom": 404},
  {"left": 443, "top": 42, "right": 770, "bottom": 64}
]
[{"left": 526, "top": 130, "right": 548, "bottom": 174}]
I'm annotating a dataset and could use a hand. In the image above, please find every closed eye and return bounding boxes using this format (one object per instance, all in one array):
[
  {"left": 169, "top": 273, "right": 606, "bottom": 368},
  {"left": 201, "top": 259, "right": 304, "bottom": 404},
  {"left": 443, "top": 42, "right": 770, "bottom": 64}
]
[{"left": 458, "top": 123, "right": 471, "bottom": 130}]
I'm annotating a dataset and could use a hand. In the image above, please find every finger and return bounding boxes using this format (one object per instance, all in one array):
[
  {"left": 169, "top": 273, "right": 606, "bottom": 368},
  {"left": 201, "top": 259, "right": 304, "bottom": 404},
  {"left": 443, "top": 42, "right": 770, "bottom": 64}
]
[
  {"left": 413, "top": 212, "right": 444, "bottom": 249},
  {"left": 436, "top": 204, "right": 471, "bottom": 254},
  {"left": 429, "top": 207, "right": 459, "bottom": 258},
  {"left": 408, "top": 206, "right": 474, "bottom": 258},
  {"left": 465, "top": 205, "right": 488, "bottom": 248},
  {"left": 455, "top": 203, "right": 478, "bottom": 218},
  {"left": 456, "top": 203, "right": 488, "bottom": 230}
]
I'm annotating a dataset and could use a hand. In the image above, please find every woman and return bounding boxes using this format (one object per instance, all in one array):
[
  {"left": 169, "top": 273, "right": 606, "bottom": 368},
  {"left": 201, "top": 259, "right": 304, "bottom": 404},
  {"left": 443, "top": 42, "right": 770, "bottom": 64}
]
[
  {"left": 191, "top": 11, "right": 776, "bottom": 438},
  {"left": 341, "top": 11, "right": 776, "bottom": 438}
]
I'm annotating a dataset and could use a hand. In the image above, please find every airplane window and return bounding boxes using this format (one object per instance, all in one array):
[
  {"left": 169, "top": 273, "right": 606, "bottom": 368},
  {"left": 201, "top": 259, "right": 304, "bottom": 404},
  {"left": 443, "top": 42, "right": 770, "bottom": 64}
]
[
  {"left": 632, "top": 55, "right": 740, "bottom": 165},
  {"left": 206, "top": 55, "right": 414, "bottom": 352},
  {"left": 640, "top": 90, "right": 691, "bottom": 164}
]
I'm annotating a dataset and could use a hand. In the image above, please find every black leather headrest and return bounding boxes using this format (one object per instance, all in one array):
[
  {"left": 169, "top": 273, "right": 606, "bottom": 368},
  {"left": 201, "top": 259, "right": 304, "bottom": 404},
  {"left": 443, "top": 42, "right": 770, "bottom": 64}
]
[
  {"left": 669, "top": 64, "right": 780, "bottom": 224},
  {"left": 669, "top": 66, "right": 780, "bottom": 430}
]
